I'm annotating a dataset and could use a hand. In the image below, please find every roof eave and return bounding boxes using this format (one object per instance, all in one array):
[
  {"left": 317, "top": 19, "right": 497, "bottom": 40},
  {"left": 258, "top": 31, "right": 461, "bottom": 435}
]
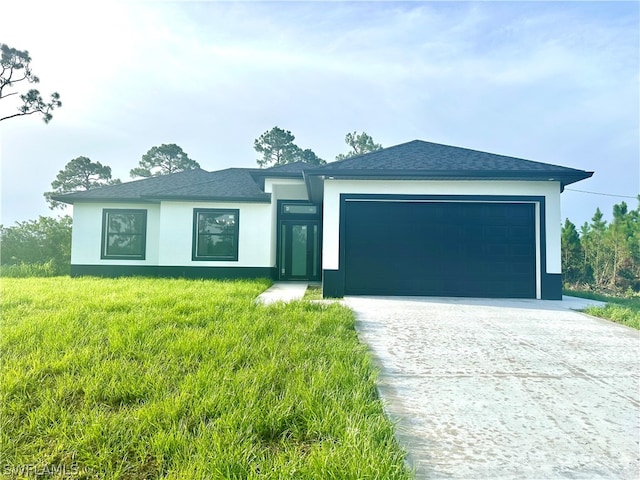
[
  {"left": 306, "top": 169, "right": 594, "bottom": 183},
  {"left": 141, "top": 194, "right": 272, "bottom": 203},
  {"left": 303, "top": 170, "right": 323, "bottom": 204},
  {"left": 250, "top": 171, "right": 305, "bottom": 180},
  {"left": 559, "top": 171, "right": 594, "bottom": 190},
  {"left": 48, "top": 196, "right": 157, "bottom": 205}
]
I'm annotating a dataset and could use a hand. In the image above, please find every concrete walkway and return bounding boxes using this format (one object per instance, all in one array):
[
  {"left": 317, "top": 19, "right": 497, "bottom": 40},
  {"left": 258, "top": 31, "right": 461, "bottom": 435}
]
[
  {"left": 345, "top": 295, "right": 640, "bottom": 479},
  {"left": 256, "top": 282, "right": 308, "bottom": 304}
]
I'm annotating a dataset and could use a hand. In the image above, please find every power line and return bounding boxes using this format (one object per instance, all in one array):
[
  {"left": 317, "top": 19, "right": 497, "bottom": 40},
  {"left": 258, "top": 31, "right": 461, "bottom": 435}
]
[{"left": 565, "top": 188, "right": 638, "bottom": 200}]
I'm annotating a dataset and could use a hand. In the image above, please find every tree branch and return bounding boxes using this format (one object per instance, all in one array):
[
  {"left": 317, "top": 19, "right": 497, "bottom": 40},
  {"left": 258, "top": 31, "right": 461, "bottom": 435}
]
[
  {"left": 0, "top": 91, "right": 19, "bottom": 99},
  {"left": 1, "top": 43, "right": 57, "bottom": 123},
  {"left": 0, "top": 110, "right": 40, "bottom": 122},
  {"left": 0, "top": 91, "right": 61, "bottom": 123}
]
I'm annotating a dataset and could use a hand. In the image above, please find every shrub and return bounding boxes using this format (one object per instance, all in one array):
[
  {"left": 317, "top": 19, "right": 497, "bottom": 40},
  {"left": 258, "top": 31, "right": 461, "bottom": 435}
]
[{"left": 0, "top": 216, "right": 71, "bottom": 276}]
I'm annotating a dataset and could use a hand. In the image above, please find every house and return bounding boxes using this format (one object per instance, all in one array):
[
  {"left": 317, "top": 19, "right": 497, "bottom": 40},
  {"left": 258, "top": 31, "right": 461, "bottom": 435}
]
[{"left": 53, "top": 140, "right": 593, "bottom": 299}]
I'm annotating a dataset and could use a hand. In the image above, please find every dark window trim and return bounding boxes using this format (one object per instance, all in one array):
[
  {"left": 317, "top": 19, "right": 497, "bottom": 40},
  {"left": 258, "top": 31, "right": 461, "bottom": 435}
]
[
  {"left": 101, "top": 209, "right": 147, "bottom": 260},
  {"left": 281, "top": 202, "right": 318, "bottom": 216},
  {"left": 192, "top": 208, "right": 240, "bottom": 261},
  {"left": 277, "top": 200, "right": 321, "bottom": 220}
]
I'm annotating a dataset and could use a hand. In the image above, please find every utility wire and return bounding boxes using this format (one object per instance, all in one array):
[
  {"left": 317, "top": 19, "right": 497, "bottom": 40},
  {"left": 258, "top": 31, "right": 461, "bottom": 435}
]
[{"left": 565, "top": 188, "right": 638, "bottom": 200}]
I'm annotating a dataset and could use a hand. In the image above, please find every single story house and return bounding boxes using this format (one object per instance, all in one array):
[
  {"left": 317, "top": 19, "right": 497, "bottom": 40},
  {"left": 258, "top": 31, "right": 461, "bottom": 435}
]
[{"left": 53, "top": 140, "right": 593, "bottom": 299}]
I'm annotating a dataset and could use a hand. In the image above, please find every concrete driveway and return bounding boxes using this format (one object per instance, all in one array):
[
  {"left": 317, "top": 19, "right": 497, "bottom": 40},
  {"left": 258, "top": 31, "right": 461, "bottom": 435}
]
[{"left": 344, "top": 296, "right": 640, "bottom": 479}]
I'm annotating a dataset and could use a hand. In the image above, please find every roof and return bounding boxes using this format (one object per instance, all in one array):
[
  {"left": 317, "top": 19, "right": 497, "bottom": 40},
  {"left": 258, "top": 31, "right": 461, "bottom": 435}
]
[
  {"left": 148, "top": 168, "right": 270, "bottom": 202},
  {"left": 51, "top": 168, "right": 270, "bottom": 204},
  {"left": 51, "top": 168, "right": 214, "bottom": 203},
  {"left": 310, "top": 140, "right": 593, "bottom": 186},
  {"left": 52, "top": 140, "right": 593, "bottom": 205},
  {"left": 249, "top": 161, "right": 322, "bottom": 189}
]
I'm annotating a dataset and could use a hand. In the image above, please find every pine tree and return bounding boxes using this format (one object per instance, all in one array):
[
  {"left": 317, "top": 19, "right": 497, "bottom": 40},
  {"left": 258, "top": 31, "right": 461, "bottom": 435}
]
[{"left": 561, "top": 219, "right": 583, "bottom": 285}]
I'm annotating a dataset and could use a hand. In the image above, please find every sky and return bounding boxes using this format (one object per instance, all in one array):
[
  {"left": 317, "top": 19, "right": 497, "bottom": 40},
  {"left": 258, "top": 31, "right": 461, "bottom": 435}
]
[{"left": 1, "top": 0, "right": 638, "bottom": 228}]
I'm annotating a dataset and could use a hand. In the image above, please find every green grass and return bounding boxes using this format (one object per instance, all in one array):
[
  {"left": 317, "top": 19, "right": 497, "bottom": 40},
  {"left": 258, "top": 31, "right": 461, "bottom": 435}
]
[
  {"left": 565, "top": 289, "right": 640, "bottom": 330},
  {"left": 302, "top": 285, "right": 323, "bottom": 301},
  {"left": 1, "top": 277, "right": 411, "bottom": 479}
]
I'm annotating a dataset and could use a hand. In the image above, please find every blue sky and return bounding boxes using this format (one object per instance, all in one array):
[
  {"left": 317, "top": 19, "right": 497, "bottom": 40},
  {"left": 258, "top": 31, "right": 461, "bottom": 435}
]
[{"left": 2, "top": 1, "right": 638, "bottom": 227}]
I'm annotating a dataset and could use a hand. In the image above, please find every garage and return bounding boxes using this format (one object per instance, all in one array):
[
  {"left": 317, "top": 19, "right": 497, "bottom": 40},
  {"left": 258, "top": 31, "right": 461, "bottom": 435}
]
[
  {"left": 305, "top": 140, "right": 593, "bottom": 299},
  {"left": 343, "top": 199, "right": 537, "bottom": 298}
]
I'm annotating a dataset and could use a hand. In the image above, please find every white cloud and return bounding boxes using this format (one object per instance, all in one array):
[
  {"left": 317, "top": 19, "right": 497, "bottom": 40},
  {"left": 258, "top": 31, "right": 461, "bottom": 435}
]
[{"left": 1, "top": 1, "right": 637, "bottom": 226}]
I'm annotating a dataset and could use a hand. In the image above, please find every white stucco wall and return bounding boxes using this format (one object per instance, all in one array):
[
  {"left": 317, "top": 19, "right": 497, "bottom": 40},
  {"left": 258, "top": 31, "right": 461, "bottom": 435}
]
[
  {"left": 264, "top": 178, "right": 308, "bottom": 198},
  {"left": 264, "top": 179, "right": 309, "bottom": 265},
  {"left": 157, "top": 201, "right": 272, "bottom": 267},
  {"left": 71, "top": 202, "right": 161, "bottom": 265},
  {"left": 71, "top": 200, "right": 273, "bottom": 268},
  {"left": 70, "top": 177, "right": 312, "bottom": 270},
  {"left": 322, "top": 179, "right": 562, "bottom": 282}
]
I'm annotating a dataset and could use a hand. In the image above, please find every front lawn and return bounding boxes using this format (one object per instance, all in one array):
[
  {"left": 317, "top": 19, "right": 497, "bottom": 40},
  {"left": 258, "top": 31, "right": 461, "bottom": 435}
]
[
  {"left": 566, "top": 289, "right": 640, "bottom": 330},
  {"left": 1, "top": 277, "right": 410, "bottom": 479}
]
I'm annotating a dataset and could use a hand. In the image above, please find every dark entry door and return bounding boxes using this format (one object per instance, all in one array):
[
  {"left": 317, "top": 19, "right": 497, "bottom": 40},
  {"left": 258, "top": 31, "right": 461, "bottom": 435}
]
[{"left": 279, "top": 221, "right": 320, "bottom": 281}]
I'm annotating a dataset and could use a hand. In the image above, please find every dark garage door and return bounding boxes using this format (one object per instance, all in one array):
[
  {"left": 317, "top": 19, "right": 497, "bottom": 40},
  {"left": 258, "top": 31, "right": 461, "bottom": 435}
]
[{"left": 343, "top": 201, "right": 536, "bottom": 298}]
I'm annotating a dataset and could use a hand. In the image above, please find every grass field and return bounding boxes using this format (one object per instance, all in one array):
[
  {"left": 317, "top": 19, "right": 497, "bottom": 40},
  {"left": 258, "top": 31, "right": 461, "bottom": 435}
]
[
  {"left": 566, "top": 289, "right": 640, "bottom": 330},
  {"left": 1, "top": 277, "right": 411, "bottom": 479}
]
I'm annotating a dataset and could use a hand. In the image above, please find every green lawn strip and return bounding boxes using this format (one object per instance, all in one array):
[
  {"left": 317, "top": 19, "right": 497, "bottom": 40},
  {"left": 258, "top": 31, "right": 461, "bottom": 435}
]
[
  {"left": 1, "top": 277, "right": 410, "bottom": 479},
  {"left": 302, "top": 285, "right": 323, "bottom": 301},
  {"left": 565, "top": 289, "right": 640, "bottom": 330}
]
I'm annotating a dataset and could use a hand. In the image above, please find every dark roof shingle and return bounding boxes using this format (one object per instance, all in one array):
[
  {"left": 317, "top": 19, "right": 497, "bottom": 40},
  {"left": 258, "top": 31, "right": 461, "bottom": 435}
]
[
  {"left": 51, "top": 168, "right": 270, "bottom": 203},
  {"left": 51, "top": 140, "right": 593, "bottom": 205},
  {"left": 311, "top": 140, "right": 592, "bottom": 187},
  {"left": 149, "top": 168, "right": 270, "bottom": 201},
  {"left": 50, "top": 168, "right": 214, "bottom": 202}
]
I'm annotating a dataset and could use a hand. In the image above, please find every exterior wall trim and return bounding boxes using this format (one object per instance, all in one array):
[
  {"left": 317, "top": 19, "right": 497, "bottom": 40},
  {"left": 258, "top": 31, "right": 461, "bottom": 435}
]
[{"left": 70, "top": 264, "right": 277, "bottom": 280}]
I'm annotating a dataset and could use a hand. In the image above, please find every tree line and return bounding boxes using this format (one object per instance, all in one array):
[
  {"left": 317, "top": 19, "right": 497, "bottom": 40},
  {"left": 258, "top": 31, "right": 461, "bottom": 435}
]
[
  {"left": 44, "top": 129, "right": 382, "bottom": 208},
  {"left": 562, "top": 199, "right": 640, "bottom": 293},
  {"left": 44, "top": 144, "right": 200, "bottom": 209}
]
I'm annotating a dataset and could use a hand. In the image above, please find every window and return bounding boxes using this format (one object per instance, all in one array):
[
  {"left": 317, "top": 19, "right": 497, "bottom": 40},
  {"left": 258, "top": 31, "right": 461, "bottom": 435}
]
[
  {"left": 193, "top": 209, "right": 239, "bottom": 261},
  {"left": 101, "top": 209, "right": 147, "bottom": 259},
  {"left": 282, "top": 203, "right": 317, "bottom": 215}
]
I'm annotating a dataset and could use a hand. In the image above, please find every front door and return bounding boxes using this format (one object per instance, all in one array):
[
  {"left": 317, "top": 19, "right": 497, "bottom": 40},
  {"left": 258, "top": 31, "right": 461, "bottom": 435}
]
[{"left": 279, "top": 220, "right": 320, "bottom": 280}]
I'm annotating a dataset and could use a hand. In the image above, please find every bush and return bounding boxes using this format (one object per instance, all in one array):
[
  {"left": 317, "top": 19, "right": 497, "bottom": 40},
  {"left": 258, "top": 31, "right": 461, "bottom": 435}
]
[{"left": 0, "top": 216, "right": 71, "bottom": 276}]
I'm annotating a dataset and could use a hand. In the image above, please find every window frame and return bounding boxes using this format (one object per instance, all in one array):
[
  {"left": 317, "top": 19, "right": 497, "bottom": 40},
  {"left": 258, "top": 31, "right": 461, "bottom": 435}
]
[
  {"left": 192, "top": 208, "right": 240, "bottom": 261},
  {"left": 281, "top": 203, "right": 318, "bottom": 215},
  {"left": 101, "top": 209, "right": 148, "bottom": 260}
]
